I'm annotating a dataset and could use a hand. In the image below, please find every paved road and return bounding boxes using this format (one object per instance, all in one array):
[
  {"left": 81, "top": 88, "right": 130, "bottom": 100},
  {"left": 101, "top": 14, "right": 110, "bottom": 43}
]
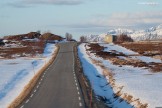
[{"left": 19, "top": 42, "right": 84, "bottom": 108}]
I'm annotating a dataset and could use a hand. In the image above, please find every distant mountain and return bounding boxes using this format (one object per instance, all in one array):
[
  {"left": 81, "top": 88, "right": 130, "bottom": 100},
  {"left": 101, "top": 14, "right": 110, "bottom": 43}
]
[
  {"left": 130, "top": 24, "right": 162, "bottom": 41},
  {"left": 85, "top": 33, "right": 106, "bottom": 42},
  {"left": 85, "top": 24, "right": 162, "bottom": 42},
  {"left": 107, "top": 25, "right": 162, "bottom": 41},
  {"left": 107, "top": 28, "right": 134, "bottom": 35}
]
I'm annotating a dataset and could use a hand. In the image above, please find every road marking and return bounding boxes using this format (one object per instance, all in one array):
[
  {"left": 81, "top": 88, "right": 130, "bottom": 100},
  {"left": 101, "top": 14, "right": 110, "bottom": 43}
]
[
  {"left": 41, "top": 78, "right": 43, "bottom": 81},
  {"left": 37, "top": 85, "right": 39, "bottom": 88},
  {"left": 30, "top": 94, "right": 34, "bottom": 98},
  {"left": 20, "top": 105, "right": 24, "bottom": 108},
  {"left": 42, "top": 75, "right": 45, "bottom": 78},
  {"left": 78, "top": 92, "right": 80, "bottom": 95},
  {"left": 78, "top": 97, "right": 81, "bottom": 100},
  {"left": 76, "top": 83, "right": 78, "bottom": 86},
  {"left": 39, "top": 82, "right": 41, "bottom": 85},
  {"left": 44, "top": 72, "right": 46, "bottom": 75},
  {"left": 75, "top": 80, "right": 77, "bottom": 83},
  {"left": 25, "top": 99, "right": 29, "bottom": 103},
  {"left": 34, "top": 89, "right": 37, "bottom": 92},
  {"left": 79, "top": 102, "right": 82, "bottom": 107},
  {"left": 74, "top": 76, "right": 76, "bottom": 79},
  {"left": 77, "top": 87, "right": 79, "bottom": 90}
]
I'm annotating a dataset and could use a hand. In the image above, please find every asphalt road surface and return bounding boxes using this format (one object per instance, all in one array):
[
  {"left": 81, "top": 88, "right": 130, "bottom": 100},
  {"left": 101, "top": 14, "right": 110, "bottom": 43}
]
[{"left": 19, "top": 42, "right": 85, "bottom": 108}]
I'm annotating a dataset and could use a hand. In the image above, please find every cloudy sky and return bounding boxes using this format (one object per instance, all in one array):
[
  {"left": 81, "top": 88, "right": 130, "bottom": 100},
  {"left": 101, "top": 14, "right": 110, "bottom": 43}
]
[{"left": 0, "top": 0, "right": 162, "bottom": 39}]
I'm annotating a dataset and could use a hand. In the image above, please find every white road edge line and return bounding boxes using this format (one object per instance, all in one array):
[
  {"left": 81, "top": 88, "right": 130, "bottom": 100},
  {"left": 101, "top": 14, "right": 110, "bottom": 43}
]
[
  {"left": 25, "top": 99, "right": 29, "bottom": 103},
  {"left": 34, "top": 89, "right": 37, "bottom": 92},
  {"left": 37, "top": 85, "right": 39, "bottom": 88},
  {"left": 30, "top": 94, "right": 34, "bottom": 98},
  {"left": 79, "top": 97, "right": 81, "bottom": 100},
  {"left": 79, "top": 102, "right": 82, "bottom": 107},
  {"left": 73, "top": 46, "right": 83, "bottom": 107},
  {"left": 78, "top": 92, "right": 80, "bottom": 95},
  {"left": 20, "top": 105, "right": 24, "bottom": 108}
]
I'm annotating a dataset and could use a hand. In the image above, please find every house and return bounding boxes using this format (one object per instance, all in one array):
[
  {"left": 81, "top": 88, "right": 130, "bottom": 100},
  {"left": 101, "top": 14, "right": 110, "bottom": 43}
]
[{"left": 104, "top": 34, "right": 117, "bottom": 43}]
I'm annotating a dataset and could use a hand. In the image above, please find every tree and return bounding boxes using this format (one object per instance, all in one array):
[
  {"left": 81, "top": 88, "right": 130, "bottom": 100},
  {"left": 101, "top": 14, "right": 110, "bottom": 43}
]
[
  {"left": 65, "top": 33, "right": 73, "bottom": 41},
  {"left": 80, "top": 36, "right": 87, "bottom": 42},
  {"left": 116, "top": 33, "right": 133, "bottom": 43},
  {"left": 37, "top": 30, "right": 41, "bottom": 34}
]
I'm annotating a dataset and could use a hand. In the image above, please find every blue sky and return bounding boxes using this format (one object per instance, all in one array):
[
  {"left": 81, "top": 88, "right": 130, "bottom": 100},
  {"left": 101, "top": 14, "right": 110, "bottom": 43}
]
[{"left": 0, "top": 0, "right": 162, "bottom": 39}]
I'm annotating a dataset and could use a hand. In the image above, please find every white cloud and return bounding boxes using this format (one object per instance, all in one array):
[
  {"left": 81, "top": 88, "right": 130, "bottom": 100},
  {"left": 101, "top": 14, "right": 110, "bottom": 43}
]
[
  {"left": 22, "top": 0, "right": 83, "bottom": 5},
  {"left": 6, "top": 0, "right": 86, "bottom": 7},
  {"left": 138, "top": 2, "right": 159, "bottom": 6},
  {"left": 49, "top": 11, "right": 162, "bottom": 32},
  {"left": 89, "top": 11, "right": 162, "bottom": 29}
]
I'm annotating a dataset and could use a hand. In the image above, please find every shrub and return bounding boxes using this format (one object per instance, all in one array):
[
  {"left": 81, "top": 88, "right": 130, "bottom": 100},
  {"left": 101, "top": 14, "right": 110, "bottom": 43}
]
[{"left": 116, "top": 34, "right": 133, "bottom": 43}]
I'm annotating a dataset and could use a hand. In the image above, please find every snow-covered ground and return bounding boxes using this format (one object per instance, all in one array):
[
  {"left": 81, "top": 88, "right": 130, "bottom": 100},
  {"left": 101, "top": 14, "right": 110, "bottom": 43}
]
[
  {"left": 78, "top": 43, "right": 162, "bottom": 108},
  {"left": 78, "top": 44, "right": 133, "bottom": 108},
  {"left": 0, "top": 43, "right": 56, "bottom": 108},
  {"left": 101, "top": 43, "right": 138, "bottom": 55},
  {"left": 100, "top": 43, "right": 162, "bottom": 63}
]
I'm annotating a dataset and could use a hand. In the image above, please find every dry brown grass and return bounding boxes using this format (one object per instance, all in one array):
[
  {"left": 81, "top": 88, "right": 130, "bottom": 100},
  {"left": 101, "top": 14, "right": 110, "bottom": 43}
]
[
  {"left": 40, "top": 32, "right": 63, "bottom": 41},
  {"left": 87, "top": 43, "right": 162, "bottom": 72},
  {"left": 0, "top": 40, "right": 45, "bottom": 58},
  {"left": 120, "top": 41, "right": 162, "bottom": 57},
  {"left": 4, "top": 32, "right": 41, "bottom": 41},
  {"left": 7, "top": 46, "right": 59, "bottom": 108}
]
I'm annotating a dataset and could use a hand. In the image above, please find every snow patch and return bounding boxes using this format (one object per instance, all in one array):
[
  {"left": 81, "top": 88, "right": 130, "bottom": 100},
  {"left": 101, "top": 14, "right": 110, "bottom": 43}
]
[{"left": 0, "top": 43, "right": 56, "bottom": 108}]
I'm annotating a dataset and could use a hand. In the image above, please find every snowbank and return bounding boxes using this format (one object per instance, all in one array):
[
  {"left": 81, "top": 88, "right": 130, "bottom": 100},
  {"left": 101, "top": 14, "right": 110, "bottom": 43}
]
[
  {"left": 78, "top": 44, "right": 133, "bottom": 108},
  {"left": 79, "top": 43, "right": 162, "bottom": 108}
]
